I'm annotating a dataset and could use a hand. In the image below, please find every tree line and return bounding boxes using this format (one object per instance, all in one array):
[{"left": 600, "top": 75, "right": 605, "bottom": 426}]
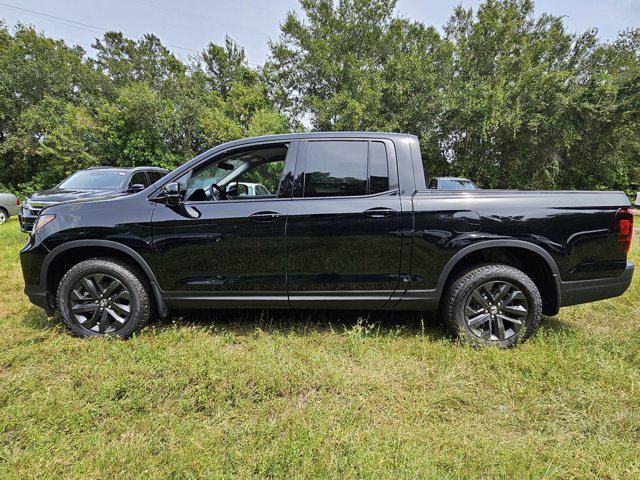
[{"left": 1, "top": 0, "right": 638, "bottom": 195}]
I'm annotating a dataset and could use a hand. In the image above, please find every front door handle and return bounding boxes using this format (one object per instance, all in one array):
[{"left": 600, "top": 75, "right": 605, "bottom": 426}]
[
  {"left": 249, "top": 211, "right": 282, "bottom": 222},
  {"left": 363, "top": 207, "right": 396, "bottom": 218}
]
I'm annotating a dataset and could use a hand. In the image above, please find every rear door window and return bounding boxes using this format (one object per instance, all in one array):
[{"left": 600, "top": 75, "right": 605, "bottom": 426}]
[
  {"left": 303, "top": 141, "right": 373, "bottom": 197},
  {"left": 302, "top": 140, "right": 391, "bottom": 198}
]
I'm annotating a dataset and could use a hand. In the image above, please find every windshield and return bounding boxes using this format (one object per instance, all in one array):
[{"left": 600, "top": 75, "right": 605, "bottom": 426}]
[
  {"left": 439, "top": 179, "right": 477, "bottom": 190},
  {"left": 58, "top": 170, "right": 127, "bottom": 190}
]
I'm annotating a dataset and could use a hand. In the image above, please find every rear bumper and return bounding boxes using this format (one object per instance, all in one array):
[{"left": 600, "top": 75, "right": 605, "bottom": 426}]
[
  {"left": 6, "top": 204, "right": 20, "bottom": 216},
  {"left": 560, "top": 263, "right": 634, "bottom": 307}
]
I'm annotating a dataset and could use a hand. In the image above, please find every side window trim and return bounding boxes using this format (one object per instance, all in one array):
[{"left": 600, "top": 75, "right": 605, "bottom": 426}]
[
  {"left": 176, "top": 141, "right": 296, "bottom": 204},
  {"left": 294, "top": 138, "right": 397, "bottom": 199}
]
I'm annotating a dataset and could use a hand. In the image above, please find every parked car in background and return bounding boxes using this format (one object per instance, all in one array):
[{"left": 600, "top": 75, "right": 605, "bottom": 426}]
[
  {"left": 226, "top": 182, "right": 271, "bottom": 197},
  {"left": 427, "top": 177, "right": 478, "bottom": 190},
  {"left": 0, "top": 192, "right": 20, "bottom": 224},
  {"left": 20, "top": 132, "right": 634, "bottom": 348},
  {"left": 19, "top": 166, "right": 168, "bottom": 232}
]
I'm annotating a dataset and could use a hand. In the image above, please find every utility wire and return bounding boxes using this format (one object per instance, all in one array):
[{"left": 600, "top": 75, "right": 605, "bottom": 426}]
[
  {"left": 0, "top": 1, "right": 200, "bottom": 54},
  {"left": 0, "top": 1, "right": 271, "bottom": 66},
  {"left": 130, "top": 0, "right": 271, "bottom": 37},
  {"left": 229, "top": 0, "right": 281, "bottom": 16}
]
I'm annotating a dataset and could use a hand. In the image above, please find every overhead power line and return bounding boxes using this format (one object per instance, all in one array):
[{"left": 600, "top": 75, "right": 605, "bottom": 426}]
[
  {"left": 130, "top": 0, "right": 271, "bottom": 38},
  {"left": 0, "top": 1, "right": 200, "bottom": 54}
]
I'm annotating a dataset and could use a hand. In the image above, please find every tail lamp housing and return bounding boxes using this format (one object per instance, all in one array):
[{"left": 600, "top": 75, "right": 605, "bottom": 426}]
[{"left": 615, "top": 208, "right": 633, "bottom": 254}]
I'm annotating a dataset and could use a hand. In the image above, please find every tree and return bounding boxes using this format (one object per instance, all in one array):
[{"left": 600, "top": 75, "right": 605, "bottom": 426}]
[
  {"left": 91, "top": 32, "right": 185, "bottom": 91},
  {"left": 0, "top": 23, "right": 96, "bottom": 190},
  {"left": 268, "top": 0, "right": 450, "bottom": 134},
  {"left": 0, "top": 24, "right": 288, "bottom": 194},
  {"left": 268, "top": 0, "right": 639, "bottom": 190}
]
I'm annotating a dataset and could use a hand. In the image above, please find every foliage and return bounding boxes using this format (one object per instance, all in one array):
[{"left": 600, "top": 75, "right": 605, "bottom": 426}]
[
  {"left": 0, "top": 26, "right": 287, "bottom": 195},
  {"left": 268, "top": 0, "right": 640, "bottom": 189}
]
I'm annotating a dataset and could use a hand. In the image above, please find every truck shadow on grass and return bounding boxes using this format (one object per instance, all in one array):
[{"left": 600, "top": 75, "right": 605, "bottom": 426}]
[
  {"left": 19, "top": 305, "right": 60, "bottom": 331},
  {"left": 166, "top": 309, "right": 575, "bottom": 340},
  {"left": 167, "top": 309, "right": 453, "bottom": 341},
  {"left": 18, "top": 303, "right": 574, "bottom": 341}
]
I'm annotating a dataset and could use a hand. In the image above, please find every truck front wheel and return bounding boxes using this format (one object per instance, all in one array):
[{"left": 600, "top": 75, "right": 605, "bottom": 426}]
[
  {"left": 443, "top": 264, "right": 542, "bottom": 348},
  {"left": 56, "top": 258, "right": 152, "bottom": 338}
]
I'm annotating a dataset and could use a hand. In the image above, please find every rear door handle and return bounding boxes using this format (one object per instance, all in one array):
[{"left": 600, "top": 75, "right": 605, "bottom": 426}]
[
  {"left": 249, "top": 211, "right": 282, "bottom": 222},
  {"left": 363, "top": 207, "right": 396, "bottom": 218}
]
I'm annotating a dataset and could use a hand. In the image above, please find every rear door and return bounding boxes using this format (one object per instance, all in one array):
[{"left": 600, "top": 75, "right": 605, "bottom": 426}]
[{"left": 286, "top": 138, "right": 403, "bottom": 308}]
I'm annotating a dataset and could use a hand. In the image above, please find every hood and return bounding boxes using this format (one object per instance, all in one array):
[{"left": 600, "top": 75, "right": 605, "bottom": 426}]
[{"left": 27, "top": 188, "right": 120, "bottom": 205}]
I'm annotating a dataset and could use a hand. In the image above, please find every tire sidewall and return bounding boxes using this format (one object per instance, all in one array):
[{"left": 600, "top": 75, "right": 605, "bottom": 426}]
[
  {"left": 449, "top": 265, "right": 542, "bottom": 348},
  {"left": 57, "top": 259, "right": 148, "bottom": 338},
  {"left": 0, "top": 209, "right": 7, "bottom": 224}
]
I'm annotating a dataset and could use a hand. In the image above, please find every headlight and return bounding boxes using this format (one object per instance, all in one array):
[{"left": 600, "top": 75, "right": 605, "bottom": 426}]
[{"left": 33, "top": 214, "right": 56, "bottom": 233}]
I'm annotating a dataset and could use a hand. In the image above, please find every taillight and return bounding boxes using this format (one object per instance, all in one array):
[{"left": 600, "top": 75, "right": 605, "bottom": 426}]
[
  {"left": 615, "top": 208, "right": 633, "bottom": 254},
  {"left": 16, "top": 197, "right": 20, "bottom": 206}
]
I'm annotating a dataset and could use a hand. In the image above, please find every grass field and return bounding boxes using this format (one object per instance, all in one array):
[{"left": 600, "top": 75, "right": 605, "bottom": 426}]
[{"left": 1, "top": 216, "right": 639, "bottom": 479}]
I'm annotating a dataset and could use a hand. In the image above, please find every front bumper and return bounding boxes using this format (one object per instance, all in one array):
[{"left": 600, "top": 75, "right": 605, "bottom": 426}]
[
  {"left": 21, "top": 233, "right": 54, "bottom": 313},
  {"left": 24, "top": 285, "right": 56, "bottom": 315},
  {"left": 560, "top": 263, "right": 634, "bottom": 307},
  {"left": 18, "top": 209, "right": 37, "bottom": 232}
]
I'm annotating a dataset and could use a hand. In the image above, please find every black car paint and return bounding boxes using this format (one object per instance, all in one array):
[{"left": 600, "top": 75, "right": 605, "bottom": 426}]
[
  {"left": 18, "top": 167, "right": 168, "bottom": 232},
  {"left": 20, "top": 132, "right": 634, "bottom": 318}
]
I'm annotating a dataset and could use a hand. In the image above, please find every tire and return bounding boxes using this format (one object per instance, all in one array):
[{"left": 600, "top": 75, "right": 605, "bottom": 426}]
[
  {"left": 443, "top": 264, "right": 542, "bottom": 348},
  {"left": 0, "top": 208, "right": 7, "bottom": 224},
  {"left": 56, "top": 257, "right": 152, "bottom": 338}
]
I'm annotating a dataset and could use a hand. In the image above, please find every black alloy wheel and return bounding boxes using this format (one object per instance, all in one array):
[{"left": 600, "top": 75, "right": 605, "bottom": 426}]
[
  {"left": 443, "top": 264, "right": 542, "bottom": 348},
  {"left": 463, "top": 281, "right": 528, "bottom": 341},
  {"left": 57, "top": 257, "right": 152, "bottom": 338},
  {"left": 69, "top": 274, "right": 132, "bottom": 334}
]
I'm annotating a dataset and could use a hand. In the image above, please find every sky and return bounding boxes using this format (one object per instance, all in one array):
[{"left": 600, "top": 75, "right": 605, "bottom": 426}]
[{"left": 0, "top": 0, "right": 638, "bottom": 66}]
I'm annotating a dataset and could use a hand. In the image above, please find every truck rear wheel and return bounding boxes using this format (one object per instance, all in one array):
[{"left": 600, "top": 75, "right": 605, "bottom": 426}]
[
  {"left": 443, "top": 264, "right": 542, "bottom": 348},
  {"left": 56, "top": 258, "right": 152, "bottom": 338}
]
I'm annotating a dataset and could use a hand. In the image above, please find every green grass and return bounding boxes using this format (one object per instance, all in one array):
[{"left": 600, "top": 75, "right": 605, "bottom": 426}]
[{"left": 1, "top": 216, "right": 639, "bottom": 479}]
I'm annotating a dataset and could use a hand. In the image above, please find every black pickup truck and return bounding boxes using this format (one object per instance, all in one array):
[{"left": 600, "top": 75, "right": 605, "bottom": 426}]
[{"left": 20, "top": 132, "right": 634, "bottom": 347}]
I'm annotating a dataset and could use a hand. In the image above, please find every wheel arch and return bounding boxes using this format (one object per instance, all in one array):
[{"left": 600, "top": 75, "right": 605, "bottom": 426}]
[
  {"left": 436, "top": 240, "right": 561, "bottom": 316},
  {"left": 41, "top": 240, "right": 168, "bottom": 317}
]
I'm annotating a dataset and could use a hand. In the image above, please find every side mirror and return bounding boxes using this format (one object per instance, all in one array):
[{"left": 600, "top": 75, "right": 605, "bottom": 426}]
[
  {"left": 127, "top": 184, "right": 145, "bottom": 193},
  {"left": 163, "top": 182, "right": 182, "bottom": 207}
]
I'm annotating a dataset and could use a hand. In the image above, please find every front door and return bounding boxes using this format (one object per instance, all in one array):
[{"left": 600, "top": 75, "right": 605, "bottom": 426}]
[
  {"left": 286, "top": 139, "right": 404, "bottom": 308},
  {"left": 151, "top": 141, "right": 297, "bottom": 307}
]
